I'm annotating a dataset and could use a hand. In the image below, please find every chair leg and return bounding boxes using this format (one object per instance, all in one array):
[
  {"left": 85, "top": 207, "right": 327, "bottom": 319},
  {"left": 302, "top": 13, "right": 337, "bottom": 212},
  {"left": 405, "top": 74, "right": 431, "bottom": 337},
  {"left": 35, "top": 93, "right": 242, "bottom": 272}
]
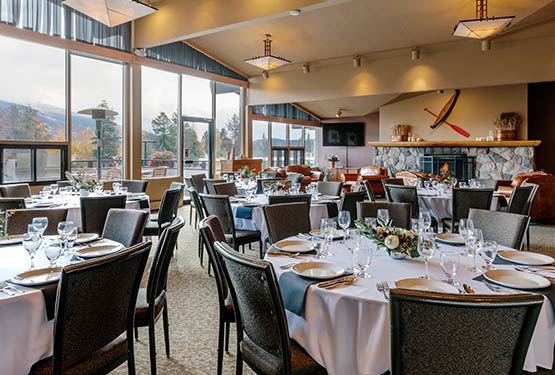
[
  {"left": 224, "top": 321, "right": 231, "bottom": 353},
  {"left": 235, "top": 341, "right": 243, "bottom": 375},
  {"left": 134, "top": 326, "right": 139, "bottom": 341},
  {"left": 162, "top": 306, "right": 171, "bottom": 358},
  {"left": 217, "top": 318, "right": 225, "bottom": 375},
  {"left": 128, "top": 339, "right": 137, "bottom": 375},
  {"left": 526, "top": 227, "right": 530, "bottom": 251},
  {"left": 189, "top": 206, "right": 193, "bottom": 225},
  {"left": 208, "top": 259, "right": 212, "bottom": 276},
  {"left": 148, "top": 315, "right": 157, "bottom": 375},
  {"left": 199, "top": 236, "right": 204, "bottom": 266}
]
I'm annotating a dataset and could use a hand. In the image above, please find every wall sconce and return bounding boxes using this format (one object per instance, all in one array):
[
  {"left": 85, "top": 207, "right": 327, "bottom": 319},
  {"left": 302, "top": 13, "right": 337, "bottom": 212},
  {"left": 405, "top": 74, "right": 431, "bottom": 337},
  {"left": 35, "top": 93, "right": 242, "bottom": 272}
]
[
  {"left": 353, "top": 56, "right": 361, "bottom": 68},
  {"left": 262, "top": 70, "right": 270, "bottom": 79},
  {"left": 411, "top": 48, "right": 421, "bottom": 61},
  {"left": 481, "top": 39, "right": 491, "bottom": 51},
  {"left": 302, "top": 63, "right": 311, "bottom": 74}
]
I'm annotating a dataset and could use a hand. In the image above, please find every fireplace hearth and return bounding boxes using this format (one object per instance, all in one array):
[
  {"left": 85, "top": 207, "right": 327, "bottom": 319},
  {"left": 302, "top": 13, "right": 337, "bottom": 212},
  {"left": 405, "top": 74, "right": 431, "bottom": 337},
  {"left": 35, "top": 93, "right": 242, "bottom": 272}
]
[{"left": 418, "top": 154, "right": 475, "bottom": 181}]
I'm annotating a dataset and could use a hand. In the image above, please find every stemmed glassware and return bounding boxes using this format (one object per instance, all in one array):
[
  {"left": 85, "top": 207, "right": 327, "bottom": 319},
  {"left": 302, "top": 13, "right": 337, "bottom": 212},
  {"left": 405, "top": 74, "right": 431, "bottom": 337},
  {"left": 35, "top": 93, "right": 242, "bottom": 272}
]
[
  {"left": 418, "top": 233, "right": 437, "bottom": 279},
  {"left": 354, "top": 241, "right": 374, "bottom": 279},
  {"left": 22, "top": 224, "right": 41, "bottom": 269},
  {"left": 112, "top": 182, "right": 122, "bottom": 194},
  {"left": 418, "top": 212, "right": 432, "bottom": 233},
  {"left": 344, "top": 228, "right": 361, "bottom": 273},
  {"left": 44, "top": 241, "right": 63, "bottom": 269},
  {"left": 364, "top": 217, "right": 377, "bottom": 230},
  {"left": 440, "top": 251, "right": 460, "bottom": 285},
  {"left": 94, "top": 182, "right": 104, "bottom": 195},
  {"left": 337, "top": 210, "right": 351, "bottom": 243},
  {"left": 376, "top": 209, "right": 390, "bottom": 226},
  {"left": 57, "top": 221, "right": 76, "bottom": 254},
  {"left": 467, "top": 228, "right": 483, "bottom": 272},
  {"left": 49, "top": 184, "right": 59, "bottom": 195},
  {"left": 311, "top": 235, "right": 325, "bottom": 259},
  {"left": 32, "top": 217, "right": 48, "bottom": 237},
  {"left": 291, "top": 183, "right": 301, "bottom": 195},
  {"left": 410, "top": 218, "right": 421, "bottom": 234},
  {"left": 480, "top": 240, "right": 498, "bottom": 270},
  {"left": 320, "top": 218, "right": 336, "bottom": 258}
]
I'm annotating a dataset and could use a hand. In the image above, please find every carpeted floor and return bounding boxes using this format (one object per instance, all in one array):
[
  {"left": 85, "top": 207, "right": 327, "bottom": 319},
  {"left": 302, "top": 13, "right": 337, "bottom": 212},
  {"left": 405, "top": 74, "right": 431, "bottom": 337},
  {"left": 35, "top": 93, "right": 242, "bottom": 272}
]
[{"left": 112, "top": 206, "right": 555, "bottom": 375}]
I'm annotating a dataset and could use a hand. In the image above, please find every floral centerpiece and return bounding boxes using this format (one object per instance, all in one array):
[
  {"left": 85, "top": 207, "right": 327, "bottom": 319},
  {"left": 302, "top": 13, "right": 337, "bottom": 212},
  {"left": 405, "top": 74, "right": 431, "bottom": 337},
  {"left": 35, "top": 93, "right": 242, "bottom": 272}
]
[
  {"left": 65, "top": 171, "right": 97, "bottom": 192},
  {"left": 327, "top": 154, "right": 339, "bottom": 168},
  {"left": 263, "top": 180, "right": 291, "bottom": 194},
  {"left": 239, "top": 165, "right": 256, "bottom": 181},
  {"left": 355, "top": 219, "right": 419, "bottom": 259},
  {"left": 0, "top": 209, "right": 15, "bottom": 239}
]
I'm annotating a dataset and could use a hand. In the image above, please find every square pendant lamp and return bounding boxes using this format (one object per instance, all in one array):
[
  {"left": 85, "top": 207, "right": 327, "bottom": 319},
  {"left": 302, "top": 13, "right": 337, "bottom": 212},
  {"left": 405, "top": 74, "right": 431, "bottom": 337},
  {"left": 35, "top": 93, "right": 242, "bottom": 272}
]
[{"left": 63, "top": 0, "right": 157, "bottom": 27}]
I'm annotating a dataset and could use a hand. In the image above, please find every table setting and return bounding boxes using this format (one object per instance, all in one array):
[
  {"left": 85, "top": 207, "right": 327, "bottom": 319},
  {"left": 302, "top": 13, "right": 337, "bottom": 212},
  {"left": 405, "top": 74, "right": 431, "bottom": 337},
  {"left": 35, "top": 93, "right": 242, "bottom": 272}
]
[{"left": 264, "top": 210, "right": 555, "bottom": 374}]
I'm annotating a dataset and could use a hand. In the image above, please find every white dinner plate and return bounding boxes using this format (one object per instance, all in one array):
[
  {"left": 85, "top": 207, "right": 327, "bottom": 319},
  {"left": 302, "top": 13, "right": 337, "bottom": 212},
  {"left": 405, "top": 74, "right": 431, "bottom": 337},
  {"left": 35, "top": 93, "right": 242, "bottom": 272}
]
[
  {"left": 497, "top": 251, "right": 555, "bottom": 266},
  {"left": 484, "top": 269, "right": 551, "bottom": 290},
  {"left": 435, "top": 233, "right": 465, "bottom": 246},
  {"left": 126, "top": 193, "right": 147, "bottom": 201},
  {"left": 319, "top": 195, "right": 341, "bottom": 200},
  {"left": 292, "top": 262, "right": 345, "bottom": 280},
  {"left": 0, "top": 234, "right": 25, "bottom": 246},
  {"left": 11, "top": 267, "right": 62, "bottom": 286},
  {"left": 274, "top": 240, "right": 313, "bottom": 253},
  {"left": 75, "top": 233, "right": 100, "bottom": 244},
  {"left": 309, "top": 229, "right": 344, "bottom": 240},
  {"left": 76, "top": 244, "right": 122, "bottom": 259},
  {"left": 395, "top": 278, "right": 459, "bottom": 294}
]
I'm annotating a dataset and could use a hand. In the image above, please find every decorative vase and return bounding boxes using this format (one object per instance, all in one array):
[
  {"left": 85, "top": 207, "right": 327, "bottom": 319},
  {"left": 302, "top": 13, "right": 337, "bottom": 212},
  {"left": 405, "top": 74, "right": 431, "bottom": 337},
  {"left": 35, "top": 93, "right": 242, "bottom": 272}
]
[
  {"left": 79, "top": 189, "right": 89, "bottom": 197},
  {"left": 389, "top": 251, "right": 407, "bottom": 260},
  {"left": 496, "top": 129, "right": 516, "bottom": 141},
  {"left": 329, "top": 161, "right": 336, "bottom": 169}
]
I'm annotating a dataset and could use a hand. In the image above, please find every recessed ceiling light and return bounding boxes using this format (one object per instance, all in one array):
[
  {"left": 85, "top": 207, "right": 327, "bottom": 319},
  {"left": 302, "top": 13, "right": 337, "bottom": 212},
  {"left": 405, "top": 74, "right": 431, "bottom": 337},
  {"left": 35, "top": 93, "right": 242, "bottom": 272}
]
[{"left": 290, "top": 9, "right": 301, "bottom": 16}]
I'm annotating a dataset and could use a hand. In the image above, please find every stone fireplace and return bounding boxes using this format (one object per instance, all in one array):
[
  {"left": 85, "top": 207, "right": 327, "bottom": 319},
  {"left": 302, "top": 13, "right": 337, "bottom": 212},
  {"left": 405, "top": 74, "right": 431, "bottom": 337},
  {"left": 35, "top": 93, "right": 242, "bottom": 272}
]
[{"left": 418, "top": 154, "right": 475, "bottom": 180}]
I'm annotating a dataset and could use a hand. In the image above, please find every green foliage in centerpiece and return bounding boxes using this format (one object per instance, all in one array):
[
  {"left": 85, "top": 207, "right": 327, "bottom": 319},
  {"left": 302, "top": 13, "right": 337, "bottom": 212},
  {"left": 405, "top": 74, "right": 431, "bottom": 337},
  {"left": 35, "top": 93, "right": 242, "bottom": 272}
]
[
  {"left": 264, "top": 180, "right": 292, "bottom": 193},
  {"left": 0, "top": 209, "right": 16, "bottom": 239},
  {"left": 65, "top": 171, "right": 97, "bottom": 192},
  {"left": 355, "top": 219, "right": 419, "bottom": 258},
  {"left": 239, "top": 165, "right": 256, "bottom": 180}
]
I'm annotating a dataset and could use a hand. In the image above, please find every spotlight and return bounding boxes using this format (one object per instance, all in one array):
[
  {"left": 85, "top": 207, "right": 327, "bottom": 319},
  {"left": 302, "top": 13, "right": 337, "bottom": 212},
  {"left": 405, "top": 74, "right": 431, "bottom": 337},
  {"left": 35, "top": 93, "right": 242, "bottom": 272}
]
[
  {"left": 411, "top": 48, "right": 420, "bottom": 61},
  {"left": 336, "top": 109, "right": 343, "bottom": 118},
  {"left": 290, "top": 9, "right": 301, "bottom": 16},
  {"left": 302, "top": 63, "right": 311, "bottom": 74},
  {"left": 481, "top": 39, "right": 491, "bottom": 51},
  {"left": 262, "top": 70, "right": 269, "bottom": 79},
  {"left": 437, "top": 89, "right": 444, "bottom": 94},
  {"left": 353, "top": 55, "right": 361, "bottom": 68}
]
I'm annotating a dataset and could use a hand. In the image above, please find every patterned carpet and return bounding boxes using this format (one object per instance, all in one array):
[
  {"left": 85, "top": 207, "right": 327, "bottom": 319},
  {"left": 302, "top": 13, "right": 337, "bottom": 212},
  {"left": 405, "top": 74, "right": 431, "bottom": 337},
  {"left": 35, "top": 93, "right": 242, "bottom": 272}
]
[{"left": 111, "top": 206, "right": 555, "bottom": 375}]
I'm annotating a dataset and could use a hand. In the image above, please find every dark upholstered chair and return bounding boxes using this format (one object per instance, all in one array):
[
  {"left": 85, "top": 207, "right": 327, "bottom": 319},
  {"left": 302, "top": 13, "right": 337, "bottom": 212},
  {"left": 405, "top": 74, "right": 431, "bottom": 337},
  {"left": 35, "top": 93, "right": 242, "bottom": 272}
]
[
  {"left": 0, "top": 197, "right": 26, "bottom": 211},
  {"left": 268, "top": 194, "right": 312, "bottom": 207},
  {"left": 340, "top": 191, "right": 367, "bottom": 227},
  {"left": 214, "top": 241, "right": 327, "bottom": 375},
  {"left": 357, "top": 201, "right": 411, "bottom": 229},
  {"left": 80, "top": 195, "right": 126, "bottom": 234},
  {"left": 263, "top": 202, "right": 311, "bottom": 244},
  {"left": 143, "top": 188, "right": 181, "bottom": 238},
  {"left": 150, "top": 182, "right": 183, "bottom": 224},
  {"left": 199, "top": 216, "right": 236, "bottom": 375},
  {"left": 381, "top": 178, "right": 404, "bottom": 201},
  {"left": 362, "top": 180, "right": 376, "bottom": 202},
  {"left": 477, "top": 178, "right": 501, "bottom": 189},
  {"left": 135, "top": 217, "right": 184, "bottom": 375},
  {"left": 385, "top": 184, "right": 419, "bottom": 218},
  {"left": 443, "top": 189, "right": 494, "bottom": 233},
  {"left": 29, "top": 242, "right": 151, "bottom": 375},
  {"left": 256, "top": 178, "right": 280, "bottom": 194},
  {"left": 390, "top": 288, "right": 543, "bottom": 375},
  {"left": 102, "top": 209, "right": 148, "bottom": 248},
  {"left": 506, "top": 183, "right": 538, "bottom": 251},
  {"left": 191, "top": 173, "right": 207, "bottom": 193},
  {"left": 468, "top": 209, "right": 530, "bottom": 250},
  {"left": 189, "top": 187, "right": 209, "bottom": 267},
  {"left": 213, "top": 182, "right": 239, "bottom": 196},
  {"left": 7, "top": 208, "right": 68, "bottom": 235},
  {"left": 0, "top": 183, "right": 31, "bottom": 198},
  {"left": 56, "top": 180, "right": 71, "bottom": 187},
  {"left": 205, "top": 179, "right": 226, "bottom": 194},
  {"left": 184, "top": 177, "right": 197, "bottom": 225},
  {"left": 317, "top": 181, "right": 343, "bottom": 196},
  {"left": 200, "top": 194, "right": 262, "bottom": 257},
  {"left": 122, "top": 180, "right": 148, "bottom": 193}
]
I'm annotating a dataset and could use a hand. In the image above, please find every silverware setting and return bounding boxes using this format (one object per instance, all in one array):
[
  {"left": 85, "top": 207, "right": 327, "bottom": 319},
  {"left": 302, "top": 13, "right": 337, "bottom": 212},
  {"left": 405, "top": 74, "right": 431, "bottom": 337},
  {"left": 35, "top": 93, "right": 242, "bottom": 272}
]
[
  {"left": 279, "top": 262, "right": 298, "bottom": 270},
  {"left": 297, "top": 233, "right": 311, "bottom": 240},
  {"left": 267, "top": 252, "right": 301, "bottom": 258},
  {"left": 376, "top": 281, "right": 390, "bottom": 300},
  {"left": 0, "top": 281, "right": 24, "bottom": 295},
  {"left": 463, "top": 284, "right": 475, "bottom": 294},
  {"left": 317, "top": 276, "right": 356, "bottom": 290},
  {"left": 514, "top": 267, "right": 555, "bottom": 283}
]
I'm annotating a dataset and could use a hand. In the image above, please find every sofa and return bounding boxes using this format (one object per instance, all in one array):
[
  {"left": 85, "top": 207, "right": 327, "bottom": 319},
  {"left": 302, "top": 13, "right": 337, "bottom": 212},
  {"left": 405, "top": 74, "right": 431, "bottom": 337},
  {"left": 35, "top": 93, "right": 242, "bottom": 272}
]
[
  {"left": 262, "top": 165, "right": 323, "bottom": 190},
  {"left": 499, "top": 171, "right": 555, "bottom": 221},
  {"left": 341, "top": 165, "right": 389, "bottom": 197}
]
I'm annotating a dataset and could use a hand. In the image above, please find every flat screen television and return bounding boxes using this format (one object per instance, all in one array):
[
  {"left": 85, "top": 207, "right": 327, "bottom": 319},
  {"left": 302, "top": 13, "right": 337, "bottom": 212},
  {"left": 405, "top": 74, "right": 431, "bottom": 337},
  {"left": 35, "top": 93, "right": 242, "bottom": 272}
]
[{"left": 322, "top": 122, "right": 365, "bottom": 146}]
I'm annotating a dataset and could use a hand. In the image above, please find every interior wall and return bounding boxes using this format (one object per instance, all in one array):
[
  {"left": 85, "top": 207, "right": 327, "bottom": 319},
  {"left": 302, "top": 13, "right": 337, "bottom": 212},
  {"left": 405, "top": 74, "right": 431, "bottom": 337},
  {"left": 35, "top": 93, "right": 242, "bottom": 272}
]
[
  {"left": 528, "top": 81, "right": 555, "bottom": 173},
  {"left": 317, "top": 112, "right": 379, "bottom": 168},
  {"left": 378, "top": 84, "right": 528, "bottom": 141}
]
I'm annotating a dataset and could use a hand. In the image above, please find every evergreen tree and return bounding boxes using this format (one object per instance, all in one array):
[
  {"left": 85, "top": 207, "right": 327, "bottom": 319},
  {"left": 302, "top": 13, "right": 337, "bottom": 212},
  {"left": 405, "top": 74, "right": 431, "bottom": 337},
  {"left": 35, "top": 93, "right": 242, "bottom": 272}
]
[
  {"left": 225, "top": 113, "right": 241, "bottom": 155},
  {"left": 151, "top": 111, "right": 177, "bottom": 153},
  {"left": 183, "top": 122, "right": 201, "bottom": 160}
]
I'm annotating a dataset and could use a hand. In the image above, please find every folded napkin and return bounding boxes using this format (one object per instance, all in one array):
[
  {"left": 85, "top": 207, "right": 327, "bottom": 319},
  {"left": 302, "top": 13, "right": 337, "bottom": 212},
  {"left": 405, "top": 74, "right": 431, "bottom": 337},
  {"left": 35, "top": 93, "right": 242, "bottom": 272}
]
[
  {"left": 34, "top": 282, "right": 58, "bottom": 321},
  {"left": 278, "top": 271, "right": 320, "bottom": 316},
  {"left": 493, "top": 257, "right": 514, "bottom": 265},
  {"left": 235, "top": 206, "right": 253, "bottom": 219}
]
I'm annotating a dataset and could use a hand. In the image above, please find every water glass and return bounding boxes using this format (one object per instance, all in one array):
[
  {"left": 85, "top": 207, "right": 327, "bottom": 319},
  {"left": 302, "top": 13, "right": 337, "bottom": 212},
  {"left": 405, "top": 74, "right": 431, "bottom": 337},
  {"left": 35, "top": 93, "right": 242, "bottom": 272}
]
[
  {"left": 364, "top": 217, "right": 377, "bottom": 230},
  {"left": 344, "top": 228, "right": 361, "bottom": 272},
  {"left": 418, "top": 233, "right": 437, "bottom": 279},
  {"left": 440, "top": 251, "right": 460, "bottom": 285},
  {"left": 49, "top": 184, "right": 59, "bottom": 195},
  {"left": 120, "top": 187, "right": 128, "bottom": 194},
  {"left": 290, "top": 183, "right": 300, "bottom": 194},
  {"left": 44, "top": 241, "right": 63, "bottom": 268},
  {"left": 39, "top": 190, "right": 49, "bottom": 199},
  {"left": 32, "top": 217, "right": 48, "bottom": 236},
  {"left": 467, "top": 228, "right": 483, "bottom": 272},
  {"left": 423, "top": 180, "right": 431, "bottom": 189},
  {"left": 376, "top": 209, "right": 390, "bottom": 226},
  {"left": 94, "top": 182, "right": 104, "bottom": 195},
  {"left": 23, "top": 224, "right": 41, "bottom": 269},
  {"left": 337, "top": 210, "right": 351, "bottom": 235},
  {"left": 244, "top": 189, "right": 254, "bottom": 202},
  {"left": 419, "top": 212, "right": 432, "bottom": 232},
  {"left": 57, "top": 221, "right": 75, "bottom": 253},
  {"left": 66, "top": 227, "right": 78, "bottom": 254},
  {"left": 480, "top": 240, "right": 498, "bottom": 270},
  {"left": 112, "top": 182, "right": 122, "bottom": 193},
  {"left": 354, "top": 243, "right": 374, "bottom": 278},
  {"left": 311, "top": 235, "right": 326, "bottom": 259},
  {"left": 320, "top": 218, "right": 336, "bottom": 257},
  {"left": 411, "top": 218, "right": 421, "bottom": 234}
]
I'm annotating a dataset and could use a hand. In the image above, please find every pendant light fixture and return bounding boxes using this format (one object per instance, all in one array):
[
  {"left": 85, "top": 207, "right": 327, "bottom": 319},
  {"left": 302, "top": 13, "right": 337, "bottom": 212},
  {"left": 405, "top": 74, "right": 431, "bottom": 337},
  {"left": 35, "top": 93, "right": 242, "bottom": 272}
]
[
  {"left": 244, "top": 34, "right": 291, "bottom": 71},
  {"left": 453, "top": 0, "right": 514, "bottom": 39},
  {"left": 63, "top": 0, "right": 157, "bottom": 28}
]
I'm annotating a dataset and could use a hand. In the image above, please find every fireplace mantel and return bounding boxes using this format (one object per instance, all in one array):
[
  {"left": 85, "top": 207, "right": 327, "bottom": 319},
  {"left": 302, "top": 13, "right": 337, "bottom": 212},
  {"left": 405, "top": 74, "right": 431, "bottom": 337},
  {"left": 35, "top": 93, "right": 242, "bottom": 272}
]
[{"left": 368, "top": 140, "right": 541, "bottom": 147}]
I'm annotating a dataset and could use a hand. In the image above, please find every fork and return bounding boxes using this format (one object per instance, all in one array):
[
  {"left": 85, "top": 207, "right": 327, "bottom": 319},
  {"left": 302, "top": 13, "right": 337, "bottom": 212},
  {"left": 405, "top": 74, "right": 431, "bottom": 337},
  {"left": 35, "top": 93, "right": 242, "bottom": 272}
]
[
  {"left": 279, "top": 262, "right": 297, "bottom": 270},
  {"left": 376, "top": 282, "right": 389, "bottom": 300},
  {"left": 0, "top": 281, "right": 16, "bottom": 296}
]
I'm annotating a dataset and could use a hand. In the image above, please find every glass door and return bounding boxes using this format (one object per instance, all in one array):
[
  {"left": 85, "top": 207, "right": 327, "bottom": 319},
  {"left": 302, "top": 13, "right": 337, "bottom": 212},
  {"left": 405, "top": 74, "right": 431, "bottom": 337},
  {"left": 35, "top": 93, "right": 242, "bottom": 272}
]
[{"left": 183, "top": 117, "right": 213, "bottom": 178}]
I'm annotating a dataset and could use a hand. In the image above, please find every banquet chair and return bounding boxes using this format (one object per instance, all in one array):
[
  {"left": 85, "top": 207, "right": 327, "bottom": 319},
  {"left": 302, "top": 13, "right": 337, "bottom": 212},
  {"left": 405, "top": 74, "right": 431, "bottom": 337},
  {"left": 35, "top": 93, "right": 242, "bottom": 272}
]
[
  {"left": 214, "top": 241, "right": 327, "bottom": 375},
  {"left": 357, "top": 201, "right": 411, "bottom": 229},
  {"left": 205, "top": 179, "right": 226, "bottom": 194},
  {"left": 506, "top": 183, "right": 539, "bottom": 251},
  {"left": 191, "top": 173, "right": 207, "bottom": 193},
  {"left": 135, "top": 217, "right": 184, "bottom": 375},
  {"left": 184, "top": 177, "right": 197, "bottom": 225},
  {"left": 0, "top": 183, "right": 31, "bottom": 198},
  {"left": 381, "top": 178, "right": 404, "bottom": 201},
  {"left": 317, "top": 181, "right": 343, "bottom": 196},
  {"left": 122, "top": 179, "right": 148, "bottom": 193},
  {"left": 189, "top": 187, "right": 210, "bottom": 270},
  {"left": 340, "top": 191, "right": 368, "bottom": 227},
  {"left": 200, "top": 194, "right": 263, "bottom": 257},
  {"left": 263, "top": 202, "right": 311, "bottom": 244},
  {"left": 102, "top": 209, "right": 148, "bottom": 248},
  {"left": 443, "top": 189, "right": 494, "bottom": 233},
  {"left": 468, "top": 209, "right": 530, "bottom": 250},
  {"left": 7, "top": 208, "right": 68, "bottom": 235},
  {"left": 362, "top": 180, "right": 376, "bottom": 202},
  {"left": 385, "top": 184, "right": 419, "bottom": 218},
  {"left": 56, "top": 180, "right": 71, "bottom": 187},
  {"left": 169, "top": 181, "right": 185, "bottom": 213},
  {"left": 80, "top": 195, "right": 127, "bottom": 235},
  {"left": 0, "top": 197, "right": 26, "bottom": 211},
  {"left": 268, "top": 193, "right": 312, "bottom": 207},
  {"left": 29, "top": 242, "right": 151, "bottom": 375},
  {"left": 214, "top": 182, "right": 239, "bottom": 196},
  {"left": 143, "top": 187, "right": 181, "bottom": 238},
  {"left": 256, "top": 178, "right": 280, "bottom": 194},
  {"left": 199, "top": 216, "right": 236, "bottom": 375},
  {"left": 390, "top": 288, "right": 542, "bottom": 375}
]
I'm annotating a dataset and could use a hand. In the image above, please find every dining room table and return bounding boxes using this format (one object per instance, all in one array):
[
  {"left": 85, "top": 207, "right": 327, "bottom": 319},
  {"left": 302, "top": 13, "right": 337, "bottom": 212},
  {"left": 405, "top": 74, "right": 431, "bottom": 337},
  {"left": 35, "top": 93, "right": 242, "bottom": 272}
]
[
  {"left": 0, "top": 236, "right": 125, "bottom": 375},
  {"left": 265, "top": 236, "right": 555, "bottom": 375}
]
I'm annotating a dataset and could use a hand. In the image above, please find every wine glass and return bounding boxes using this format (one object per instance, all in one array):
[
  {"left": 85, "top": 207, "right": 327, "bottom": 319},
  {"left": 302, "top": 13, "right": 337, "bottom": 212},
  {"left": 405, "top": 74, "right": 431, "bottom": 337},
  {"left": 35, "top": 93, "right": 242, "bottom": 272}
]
[
  {"left": 364, "top": 217, "right": 377, "bottom": 230},
  {"left": 120, "top": 186, "right": 128, "bottom": 194},
  {"left": 418, "top": 233, "right": 437, "bottom": 279},
  {"left": 57, "top": 221, "right": 75, "bottom": 253},
  {"left": 467, "top": 228, "right": 483, "bottom": 272},
  {"left": 480, "top": 240, "right": 498, "bottom": 270},
  {"left": 22, "top": 224, "right": 41, "bottom": 269},
  {"left": 337, "top": 211, "right": 351, "bottom": 242},
  {"left": 32, "top": 217, "right": 48, "bottom": 236},
  {"left": 459, "top": 218, "right": 468, "bottom": 237},
  {"left": 44, "top": 241, "right": 63, "bottom": 268},
  {"left": 311, "top": 235, "right": 325, "bottom": 259},
  {"left": 320, "top": 218, "right": 336, "bottom": 257},
  {"left": 423, "top": 180, "right": 431, "bottom": 189},
  {"left": 354, "top": 242, "right": 374, "bottom": 279},
  {"left": 440, "top": 251, "right": 460, "bottom": 285},
  {"left": 49, "top": 184, "right": 59, "bottom": 195},
  {"left": 94, "top": 182, "right": 104, "bottom": 195},
  {"left": 419, "top": 212, "right": 432, "bottom": 232},
  {"left": 410, "top": 218, "right": 421, "bottom": 234},
  {"left": 344, "top": 228, "right": 361, "bottom": 272},
  {"left": 66, "top": 227, "right": 78, "bottom": 254},
  {"left": 112, "top": 182, "right": 121, "bottom": 194},
  {"left": 291, "top": 183, "right": 301, "bottom": 195},
  {"left": 376, "top": 209, "right": 390, "bottom": 226}
]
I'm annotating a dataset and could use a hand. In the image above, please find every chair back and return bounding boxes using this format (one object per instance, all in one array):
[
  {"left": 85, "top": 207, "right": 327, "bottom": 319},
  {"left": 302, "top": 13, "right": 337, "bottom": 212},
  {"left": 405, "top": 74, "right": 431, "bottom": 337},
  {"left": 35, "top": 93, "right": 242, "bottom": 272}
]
[
  {"left": 214, "top": 182, "right": 239, "bottom": 196},
  {"left": 214, "top": 241, "right": 292, "bottom": 374},
  {"left": 121, "top": 180, "right": 148, "bottom": 193},
  {"left": 146, "top": 217, "right": 185, "bottom": 306},
  {"left": 199, "top": 194, "right": 236, "bottom": 236},
  {"left": 357, "top": 201, "right": 411, "bottom": 229},
  {"left": 268, "top": 194, "right": 311, "bottom": 207},
  {"left": 52, "top": 242, "right": 151, "bottom": 373},
  {"left": 362, "top": 180, "right": 376, "bottom": 202},
  {"left": 0, "top": 183, "right": 31, "bottom": 198},
  {"left": 205, "top": 179, "right": 225, "bottom": 194},
  {"left": 102, "top": 209, "right": 148, "bottom": 247},
  {"left": 0, "top": 197, "right": 26, "bottom": 211},
  {"left": 7, "top": 208, "right": 68, "bottom": 235},
  {"left": 80, "top": 195, "right": 127, "bottom": 234},
  {"left": 184, "top": 177, "right": 195, "bottom": 189},
  {"left": 385, "top": 185, "right": 419, "bottom": 218},
  {"left": 340, "top": 191, "right": 367, "bottom": 226},
  {"left": 452, "top": 188, "right": 494, "bottom": 227},
  {"left": 468, "top": 209, "right": 530, "bottom": 250},
  {"left": 156, "top": 188, "right": 181, "bottom": 230},
  {"left": 382, "top": 178, "right": 404, "bottom": 201},
  {"left": 188, "top": 187, "right": 206, "bottom": 222},
  {"left": 256, "top": 178, "right": 280, "bottom": 194},
  {"left": 317, "top": 181, "right": 343, "bottom": 196},
  {"left": 508, "top": 184, "right": 539, "bottom": 216},
  {"left": 56, "top": 180, "right": 72, "bottom": 187},
  {"left": 263, "top": 202, "right": 311, "bottom": 244},
  {"left": 191, "top": 173, "right": 207, "bottom": 193},
  {"left": 390, "top": 288, "right": 543, "bottom": 375},
  {"left": 169, "top": 181, "right": 185, "bottom": 212}
]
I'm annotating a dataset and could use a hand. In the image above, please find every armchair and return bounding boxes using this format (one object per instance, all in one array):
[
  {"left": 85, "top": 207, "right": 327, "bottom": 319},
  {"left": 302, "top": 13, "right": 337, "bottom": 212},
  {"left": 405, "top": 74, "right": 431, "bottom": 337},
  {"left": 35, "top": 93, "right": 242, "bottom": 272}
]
[
  {"left": 285, "top": 165, "right": 323, "bottom": 190},
  {"left": 354, "top": 165, "right": 389, "bottom": 197},
  {"left": 503, "top": 171, "right": 555, "bottom": 221}
]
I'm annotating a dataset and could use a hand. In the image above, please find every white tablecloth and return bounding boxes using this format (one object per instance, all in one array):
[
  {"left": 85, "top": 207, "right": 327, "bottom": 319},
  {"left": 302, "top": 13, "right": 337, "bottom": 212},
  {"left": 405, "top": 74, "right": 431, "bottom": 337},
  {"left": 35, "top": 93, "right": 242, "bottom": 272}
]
[{"left": 266, "top": 240, "right": 555, "bottom": 374}]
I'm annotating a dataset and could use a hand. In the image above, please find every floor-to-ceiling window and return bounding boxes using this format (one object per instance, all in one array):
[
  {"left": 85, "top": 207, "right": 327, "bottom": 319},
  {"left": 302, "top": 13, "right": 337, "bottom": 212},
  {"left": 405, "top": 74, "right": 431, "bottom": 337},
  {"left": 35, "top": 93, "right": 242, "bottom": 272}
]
[
  {"left": 252, "top": 120, "right": 270, "bottom": 169},
  {"left": 215, "top": 82, "right": 242, "bottom": 173}
]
